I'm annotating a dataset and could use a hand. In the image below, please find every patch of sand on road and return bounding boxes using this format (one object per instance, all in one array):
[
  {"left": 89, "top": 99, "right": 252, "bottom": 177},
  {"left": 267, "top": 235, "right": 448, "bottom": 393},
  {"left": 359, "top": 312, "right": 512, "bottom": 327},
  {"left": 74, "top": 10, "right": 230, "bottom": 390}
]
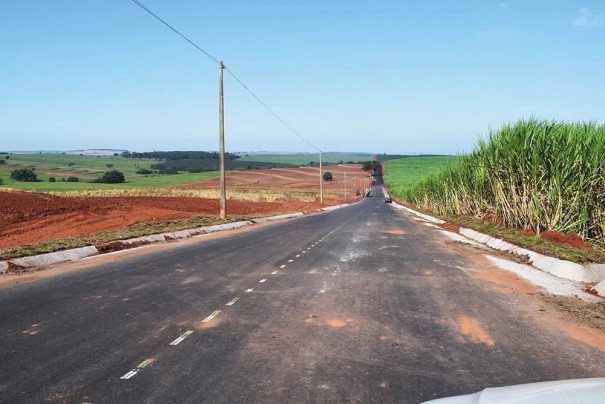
[{"left": 455, "top": 315, "right": 495, "bottom": 346}]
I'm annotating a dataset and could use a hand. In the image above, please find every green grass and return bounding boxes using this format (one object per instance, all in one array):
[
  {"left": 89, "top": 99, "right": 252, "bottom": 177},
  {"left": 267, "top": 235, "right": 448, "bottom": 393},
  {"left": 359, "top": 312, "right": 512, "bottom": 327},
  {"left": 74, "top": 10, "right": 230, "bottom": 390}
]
[
  {"left": 383, "top": 156, "right": 461, "bottom": 197},
  {"left": 0, "top": 153, "right": 218, "bottom": 191},
  {"left": 1, "top": 153, "right": 153, "bottom": 175},
  {"left": 237, "top": 153, "right": 372, "bottom": 166}
]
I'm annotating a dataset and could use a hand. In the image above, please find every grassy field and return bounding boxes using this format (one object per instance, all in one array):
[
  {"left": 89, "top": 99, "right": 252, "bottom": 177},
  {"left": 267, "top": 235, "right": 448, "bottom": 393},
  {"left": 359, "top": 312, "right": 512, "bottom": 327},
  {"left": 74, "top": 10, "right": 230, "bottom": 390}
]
[
  {"left": 237, "top": 153, "right": 372, "bottom": 166},
  {"left": 383, "top": 156, "right": 460, "bottom": 198},
  {"left": 0, "top": 153, "right": 218, "bottom": 191}
]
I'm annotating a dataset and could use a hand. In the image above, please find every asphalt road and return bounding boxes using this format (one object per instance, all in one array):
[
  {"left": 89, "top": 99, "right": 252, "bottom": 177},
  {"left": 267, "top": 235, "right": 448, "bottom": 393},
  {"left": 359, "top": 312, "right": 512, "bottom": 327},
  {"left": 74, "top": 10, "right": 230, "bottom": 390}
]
[{"left": 2, "top": 175, "right": 605, "bottom": 403}]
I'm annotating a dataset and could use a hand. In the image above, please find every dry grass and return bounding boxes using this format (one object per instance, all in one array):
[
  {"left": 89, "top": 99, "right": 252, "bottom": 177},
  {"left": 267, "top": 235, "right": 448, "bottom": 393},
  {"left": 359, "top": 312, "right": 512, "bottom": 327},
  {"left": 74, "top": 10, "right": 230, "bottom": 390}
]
[{"left": 49, "top": 187, "right": 326, "bottom": 202}]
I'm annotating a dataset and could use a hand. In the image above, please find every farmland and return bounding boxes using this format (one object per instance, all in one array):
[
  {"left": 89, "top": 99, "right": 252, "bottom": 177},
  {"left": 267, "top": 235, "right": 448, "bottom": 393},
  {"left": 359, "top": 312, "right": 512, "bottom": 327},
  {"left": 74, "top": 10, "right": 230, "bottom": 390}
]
[
  {"left": 382, "top": 156, "right": 460, "bottom": 199},
  {"left": 237, "top": 153, "right": 372, "bottom": 166},
  {"left": 402, "top": 120, "right": 605, "bottom": 242},
  {"left": 0, "top": 153, "right": 369, "bottom": 257}
]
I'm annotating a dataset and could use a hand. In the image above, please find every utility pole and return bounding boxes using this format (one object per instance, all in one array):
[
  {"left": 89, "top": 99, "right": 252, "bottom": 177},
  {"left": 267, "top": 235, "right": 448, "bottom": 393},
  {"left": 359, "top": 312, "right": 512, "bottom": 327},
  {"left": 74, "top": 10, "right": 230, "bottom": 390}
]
[
  {"left": 218, "top": 61, "right": 226, "bottom": 219},
  {"left": 344, "top": 171, "right": 347, "bottom": 202},
  {"left": 319, "top": 151, "right": 323, "bottom": 204}
]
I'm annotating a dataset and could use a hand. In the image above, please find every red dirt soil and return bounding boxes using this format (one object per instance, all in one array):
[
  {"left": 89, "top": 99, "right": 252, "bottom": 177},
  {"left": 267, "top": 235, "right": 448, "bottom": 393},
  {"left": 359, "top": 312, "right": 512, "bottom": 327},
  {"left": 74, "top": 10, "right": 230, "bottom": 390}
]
[
  {"left": 177, "top": 164, "right": 370, "bottom": 192},
  {"left": 0, "top": 191, "right": 328, "bottom": 249},
  {"left": 540, "top": 230, "right": 591, "bottom": 250}
]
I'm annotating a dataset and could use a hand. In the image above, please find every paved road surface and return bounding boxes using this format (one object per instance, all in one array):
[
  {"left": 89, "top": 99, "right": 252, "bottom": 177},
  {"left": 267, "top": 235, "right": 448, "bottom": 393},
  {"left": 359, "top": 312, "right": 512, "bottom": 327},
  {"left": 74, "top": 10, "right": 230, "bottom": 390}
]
[{"left": 2, "top": 172, "right": 605, "bottom": 403}]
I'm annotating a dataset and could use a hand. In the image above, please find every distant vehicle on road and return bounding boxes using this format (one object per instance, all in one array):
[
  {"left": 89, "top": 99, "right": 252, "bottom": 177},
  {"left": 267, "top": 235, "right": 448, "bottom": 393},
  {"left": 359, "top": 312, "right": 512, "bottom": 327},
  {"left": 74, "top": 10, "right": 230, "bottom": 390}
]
[
  {"left": 365, "top": 188, "right": 372, "bottom": 197},
  {"left": 385, "top": 196, "right": 392, "bottom": 203}
]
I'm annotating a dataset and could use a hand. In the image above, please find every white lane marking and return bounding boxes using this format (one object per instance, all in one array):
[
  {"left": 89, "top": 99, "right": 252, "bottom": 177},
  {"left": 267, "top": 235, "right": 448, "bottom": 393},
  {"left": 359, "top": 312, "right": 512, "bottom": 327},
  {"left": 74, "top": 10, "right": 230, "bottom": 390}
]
[
  {"left": 259, "top": 278, "right": 267, "bottom": 283},
  {"left": 307, "top": 248, "right": 311, "bottom": 250},
  {"left": 271, "top": 270, "right": 279, "bottom": 275},
  {"left": 296, "top": 255, "right": 301, "bottom": 257},
  {"left": 226, "top": 297, "right": 240, "bottom": 306},
  {"left": 246, "top": 288, "right": 254, "bottom": 293},
  {"left": 288, "top": 259, "right": 294, "bottom": 262},
  {"left": 302, "top": 251, "right": 307, "bottom": 253},
  {"left": 120, "top": 370, "right": 138, "bottom": 380},
  {"left": 169, "top": 330, "right": 193, "bottom": 346},
  {"left": 202, "top": 310, "right": 222, "bottom": 323},
  {"left": 280, "top": 264, "right": 286, "bottom": 268}
]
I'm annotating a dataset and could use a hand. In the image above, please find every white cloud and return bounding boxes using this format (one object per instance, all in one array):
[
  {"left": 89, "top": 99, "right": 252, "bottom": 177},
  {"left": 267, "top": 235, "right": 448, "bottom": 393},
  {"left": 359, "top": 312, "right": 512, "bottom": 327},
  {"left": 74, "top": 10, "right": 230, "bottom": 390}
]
[{"left": 573, "top": 7, "right": 603, "bottom": 27}]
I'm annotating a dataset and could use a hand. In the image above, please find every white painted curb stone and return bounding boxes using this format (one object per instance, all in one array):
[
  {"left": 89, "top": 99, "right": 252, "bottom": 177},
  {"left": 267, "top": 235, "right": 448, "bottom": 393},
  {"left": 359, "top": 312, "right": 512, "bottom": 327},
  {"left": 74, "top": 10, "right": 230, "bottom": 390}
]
[
  {"left": 10, "top": 246, "right": 99, "bottom": 269},
  {"left": 0, "top": 213, "right": 309, "bottom": 273},
  {"left": 392, "top": 201, "right": 605, "bottom": 287}
]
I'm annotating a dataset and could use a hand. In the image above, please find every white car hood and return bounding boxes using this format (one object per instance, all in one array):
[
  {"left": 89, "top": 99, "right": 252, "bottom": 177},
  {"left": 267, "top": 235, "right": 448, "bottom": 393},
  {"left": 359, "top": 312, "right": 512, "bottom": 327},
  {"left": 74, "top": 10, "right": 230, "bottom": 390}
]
[{"left": 423, "top": 378, "right": 605, "bottom": 404}]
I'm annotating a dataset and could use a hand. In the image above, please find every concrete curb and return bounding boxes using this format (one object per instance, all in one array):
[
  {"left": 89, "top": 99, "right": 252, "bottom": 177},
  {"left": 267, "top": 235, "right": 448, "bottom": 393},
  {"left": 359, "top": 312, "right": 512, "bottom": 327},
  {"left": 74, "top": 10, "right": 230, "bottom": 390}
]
[
  {"left": 320, "top": 203, "right": 351, "bottom": 211},
  {"left": 391, "top": 201, "right": 605, "bottom": 295},
  {"left": 0, "top": 212, "right": 305, "bottom": 274}
]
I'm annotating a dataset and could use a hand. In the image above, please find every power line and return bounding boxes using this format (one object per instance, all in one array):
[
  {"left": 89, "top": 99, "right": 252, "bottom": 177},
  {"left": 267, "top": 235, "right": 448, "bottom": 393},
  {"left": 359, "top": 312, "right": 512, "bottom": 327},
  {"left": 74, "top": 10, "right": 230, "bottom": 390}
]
[
  {"left": 131, "top": 0, "right": 321, "bottom": 153},
  {"left": 131, "top": 0, "right": 220, "bottom": 65},
  {"left": 225, "top": 67, "right": 321, "bottom": 152}
]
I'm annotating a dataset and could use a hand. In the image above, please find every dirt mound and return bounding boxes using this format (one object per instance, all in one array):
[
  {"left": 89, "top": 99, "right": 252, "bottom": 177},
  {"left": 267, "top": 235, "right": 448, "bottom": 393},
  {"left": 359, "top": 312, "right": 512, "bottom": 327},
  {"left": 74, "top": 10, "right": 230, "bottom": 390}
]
[
  {"left": 541, "top": 230, "right": 591, "bottom": 250},
  {"left": 0, "top": 191, "right": 326, "bottom": 250}
]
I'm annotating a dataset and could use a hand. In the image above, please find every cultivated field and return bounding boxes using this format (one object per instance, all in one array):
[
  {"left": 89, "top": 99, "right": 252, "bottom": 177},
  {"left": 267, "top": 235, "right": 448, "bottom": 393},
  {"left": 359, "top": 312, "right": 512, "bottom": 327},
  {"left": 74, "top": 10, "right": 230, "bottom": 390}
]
[
  {"left": 0, "top": 153, "right": 219, "bottom": 191},
  {"left": 237, "top": 153, "right": 372, "bottom": 166},
  {"left": 383, "top": 120, "right": 605, "bottom": 263},
  {"left": 0, "top": 162, "right": 369, "bottom": 256}
]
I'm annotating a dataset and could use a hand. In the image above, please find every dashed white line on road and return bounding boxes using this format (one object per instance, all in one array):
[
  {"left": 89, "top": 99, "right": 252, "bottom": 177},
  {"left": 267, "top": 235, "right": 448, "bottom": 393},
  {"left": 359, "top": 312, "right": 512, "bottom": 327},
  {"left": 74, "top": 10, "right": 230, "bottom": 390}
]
[
  {"left": 280, "top": 264, "right": 286, "bottom": 268},
  {"left": 288, "top": 259, "right": 294, "bottom": 262},
  {"left": 169, "top": 330, "right": 193, "bottom": 346},
  {"left": 259, "top": 278, "right": 267, "bottom": 283},
  {"left": 271, "top": 270, "right": 279, "bottom": 275},
  {"left": 296, "top": 254, "right": 301, "bottom": 257},
  {"left": 226, "top": 297, "right": 240, "bottom": 306},
  {"left": 202, "top": 310, "right": 222, "bottom": 323},
  {"left": 246, "top": 288, "right": 254, "bottom": 293},
  {"left": 120, "top": 370, "right": 138, "bottom": 380}
]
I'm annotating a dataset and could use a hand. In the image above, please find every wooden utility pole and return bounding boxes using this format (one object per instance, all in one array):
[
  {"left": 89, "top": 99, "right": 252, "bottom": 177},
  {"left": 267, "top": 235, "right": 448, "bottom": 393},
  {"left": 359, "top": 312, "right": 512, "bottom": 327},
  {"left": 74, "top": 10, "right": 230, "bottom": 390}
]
[
  {"left": 344, "top": 171, "right": 347, "bottom": 202},
  {"left": 218, "top": 61, "right": 226, "bottom": 219},
  {"left": 319, "top": 151, "right": 323, "bottom": 204}
]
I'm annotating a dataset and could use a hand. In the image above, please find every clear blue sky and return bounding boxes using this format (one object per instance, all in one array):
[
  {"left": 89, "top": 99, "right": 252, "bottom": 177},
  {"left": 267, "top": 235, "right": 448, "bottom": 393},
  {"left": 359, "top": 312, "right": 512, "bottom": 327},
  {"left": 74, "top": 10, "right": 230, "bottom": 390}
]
[{"left": 1, "top": 1, "right": 604, "bottom": 154}]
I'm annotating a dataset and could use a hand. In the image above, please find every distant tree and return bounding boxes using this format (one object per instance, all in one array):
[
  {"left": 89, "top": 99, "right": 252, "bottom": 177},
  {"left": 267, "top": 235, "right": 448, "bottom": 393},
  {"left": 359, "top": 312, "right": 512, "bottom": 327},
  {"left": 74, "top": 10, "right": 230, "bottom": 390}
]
[
  {"left": 48, "top": 177, "right": 56, "bottom": 182},
  {"left": 59, "top": 178, "right": 66, "bottom": 182},
  {"left": 0, "top": 159, "right": 5, "bottom": 165},
  {"left": 361, "top": 161, "right": 377, "bottom": 172},
  {"left": 5, "top": 155, "right": 9, "bottom": 159},
  {"left": 113, "top": 153, "right": 119, "bottom": 157},
  {"left": 136, "top": 168, "right": 153, "bottom": 175},
  {"left": 10, "top": 168, "right": 37, "bottom": 182},
  {"left": 0, "top": 178, "right": 3, "bottom": 185},
  {"left": 68, "top": 162, "right": 75, "bottom": 166},
  {"left": 94, "top": 170, "right": 125, "bottom": 184},
  {"left": 323, "top": 171, "right": 333, "bottom": 181},
  {"left": 158, "top": 168, "right": 178, "bottom": 175},
  {"left": 67, "top": 176, "right": 79, "bottom": 182},
  {"left": 106, "top": 164, "right": 114, "bottom": 168}
]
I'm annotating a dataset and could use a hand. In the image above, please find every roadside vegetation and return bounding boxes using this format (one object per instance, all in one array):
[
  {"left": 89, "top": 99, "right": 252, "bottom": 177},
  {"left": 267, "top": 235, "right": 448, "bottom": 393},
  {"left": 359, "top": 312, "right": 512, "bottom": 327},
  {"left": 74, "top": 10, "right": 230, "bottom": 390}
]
[
  {"left": 384, "top": 119, "right": 605, "bottom": 262},
  {"left": 0, "top": 215, "right": 251, "bottom": 261}
]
